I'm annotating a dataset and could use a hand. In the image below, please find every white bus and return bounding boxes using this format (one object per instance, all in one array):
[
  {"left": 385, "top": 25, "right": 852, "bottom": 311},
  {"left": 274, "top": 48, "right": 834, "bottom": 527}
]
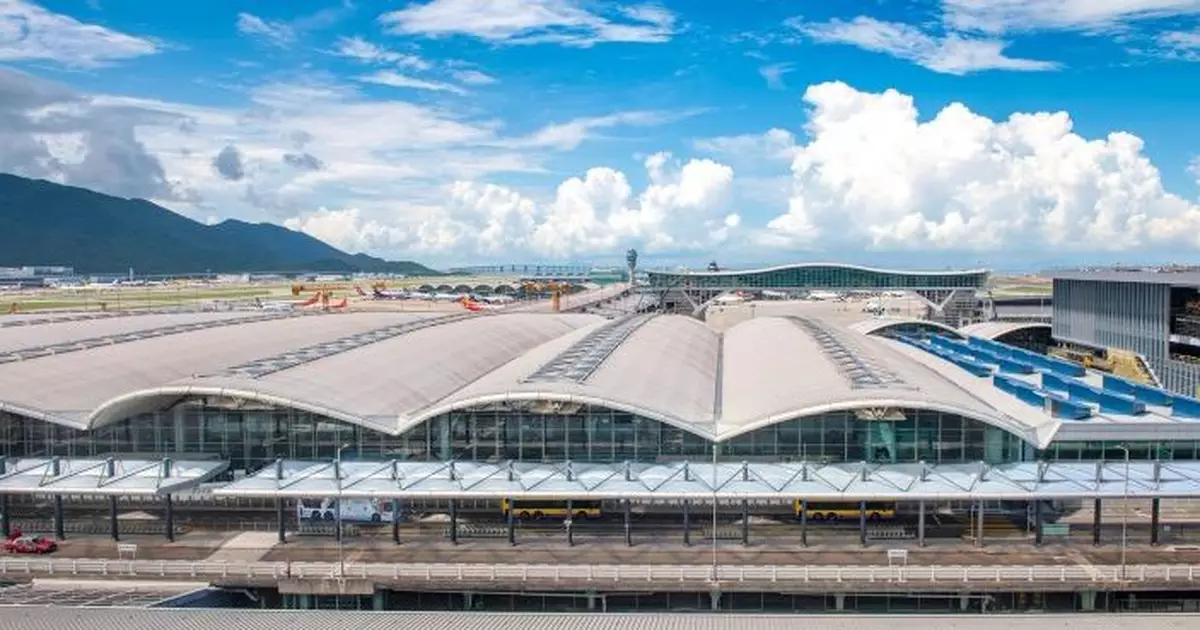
[{"left": 296, "top": 498, "right": 397, "bottom": 523}]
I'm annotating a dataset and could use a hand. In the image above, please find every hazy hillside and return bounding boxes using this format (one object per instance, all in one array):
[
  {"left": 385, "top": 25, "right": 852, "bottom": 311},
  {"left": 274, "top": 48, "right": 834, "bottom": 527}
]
[{"left": 0, "top": 174, "right": 438, "bottom": 276}]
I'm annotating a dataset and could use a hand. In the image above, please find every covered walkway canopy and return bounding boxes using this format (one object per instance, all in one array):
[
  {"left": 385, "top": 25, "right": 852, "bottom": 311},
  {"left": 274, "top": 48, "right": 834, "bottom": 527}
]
[
  {"left": 0, "top": 457, "right": 228, "bottom": 496},
  {"left": 212, "top": 459, "right": 1200, "bottom": 502}
]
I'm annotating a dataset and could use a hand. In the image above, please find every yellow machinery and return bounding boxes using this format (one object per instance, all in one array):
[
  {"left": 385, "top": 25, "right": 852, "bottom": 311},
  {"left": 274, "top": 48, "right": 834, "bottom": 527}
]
[
  {"left": 523, "top": 281, "right": 570, "bottom": 312},
  {"left": 1107, "top": 348, "right": 1156, "bottom": 385}
]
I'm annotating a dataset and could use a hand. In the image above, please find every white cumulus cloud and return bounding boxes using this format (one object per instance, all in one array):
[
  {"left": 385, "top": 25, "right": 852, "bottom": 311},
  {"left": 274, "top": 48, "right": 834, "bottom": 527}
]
[
  {"left": 789, "top": 16, "right": 1059, "bottom": 75},
  {"left": 759, "top": 81, "right": 1200, "bottom": 253},
  {"left": 285, "top": 153, "right": 737, "bottom": 259}
]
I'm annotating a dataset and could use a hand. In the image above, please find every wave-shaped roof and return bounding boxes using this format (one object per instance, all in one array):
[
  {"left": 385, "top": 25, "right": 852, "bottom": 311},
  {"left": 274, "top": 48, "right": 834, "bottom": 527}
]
[{"left": 0, "top": 308, "right": 1162, "bottom": 447}]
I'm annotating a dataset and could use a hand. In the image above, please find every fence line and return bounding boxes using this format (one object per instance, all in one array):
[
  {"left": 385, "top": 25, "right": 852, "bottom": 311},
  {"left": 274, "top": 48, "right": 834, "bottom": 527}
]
[{"left": 0, "top": 559, "right": 1196, "bottom": 585}]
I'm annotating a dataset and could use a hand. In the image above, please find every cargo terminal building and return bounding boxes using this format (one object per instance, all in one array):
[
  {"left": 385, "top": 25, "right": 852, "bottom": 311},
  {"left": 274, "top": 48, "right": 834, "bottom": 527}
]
[{"left": 4, "top": 299, "right": 1200, "bottom": 544}]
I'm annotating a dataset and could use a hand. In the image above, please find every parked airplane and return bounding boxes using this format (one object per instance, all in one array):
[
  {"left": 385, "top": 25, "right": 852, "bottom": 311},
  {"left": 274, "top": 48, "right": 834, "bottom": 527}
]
[
  {"left": 432, "top": 292, "right": 465, "bottom": 302},
  {"left": 460, "top": 296, "right": 502, "bottom": 312},
  {"left": 356, "top": 285, "right": 409, "bottom": 300},
  {"left": 471, "top": 294, "right": 515, "bottom": 304},
  {"left": 256, "top": 293, "right": 321, "bottom": 311}
]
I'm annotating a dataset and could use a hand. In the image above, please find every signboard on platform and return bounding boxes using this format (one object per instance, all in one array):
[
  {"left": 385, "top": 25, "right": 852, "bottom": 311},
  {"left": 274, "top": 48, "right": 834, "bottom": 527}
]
[{"left": 1041, "top": 524, "right": 1070, "bottom": 536}]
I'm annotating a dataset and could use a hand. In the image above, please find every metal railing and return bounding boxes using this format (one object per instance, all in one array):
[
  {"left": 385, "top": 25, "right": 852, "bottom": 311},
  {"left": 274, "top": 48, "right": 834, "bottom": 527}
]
[{"left": 1, "top": 559, "right": 1198, "bottom": 586}]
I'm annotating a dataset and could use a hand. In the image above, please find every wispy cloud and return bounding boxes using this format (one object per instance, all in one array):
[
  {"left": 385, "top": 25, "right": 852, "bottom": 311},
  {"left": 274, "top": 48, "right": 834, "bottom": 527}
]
[
  {"left": 236, "top": 2, "right": 356, "bottom": 48},
  {"left": 379, "top": 0, "right": 677, "bottom": 47},
  {"left": 450, "top": 68, "right": 497, "bottom": 85},
  {"left": 357, "top": 70, "right": 468, "bottom": 96},
  {"left": 506, "top": 109, "right": 706, "bottom": 151},
  {"left": 330, "top": 36, "right": 431, "bottom": 70},
  {"left": 0, "top": 0, "right": 158, "bottom": 67},
  {"left": 942, "top": 0, "right": 1200, "bottom": 35},
  {"left": 789, "top": 16, "right": 1060, "bottom": 75},
  {"left": 235, "top": 13, "right": 296, "bottom": 47},
  {"left": 758, "top": 63, "right": 793, "bottom": 89},
  {"left": 1154, "top": 28, "right": 1200, "bottom": 60}
]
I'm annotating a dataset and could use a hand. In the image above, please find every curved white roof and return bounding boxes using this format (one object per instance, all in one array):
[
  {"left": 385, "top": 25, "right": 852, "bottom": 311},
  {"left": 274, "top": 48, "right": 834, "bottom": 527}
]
[
  {"left": 718, "top": 316, "right": 1012, "bottom": 440},
  {"left": 3, "top": 309, "right": 1177, "bottom": 448},
  {"left": 848, "top": 317, "right": 962, "bottom": 337},
  {"left": 960, "top": 321, "right": 1051, "bottom": 340}
]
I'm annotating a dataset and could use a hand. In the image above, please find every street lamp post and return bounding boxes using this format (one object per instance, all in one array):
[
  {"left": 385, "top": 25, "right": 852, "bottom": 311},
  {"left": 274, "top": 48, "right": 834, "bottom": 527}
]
[
  {"left": 711, "top": 442, "right": 718, "bottom": 586},
  {"left": 335, "top": 442, "right": 351, "bottom": 578},
  {"left": 1116, "top": 444, "right": 1130, "bottom": 582}
]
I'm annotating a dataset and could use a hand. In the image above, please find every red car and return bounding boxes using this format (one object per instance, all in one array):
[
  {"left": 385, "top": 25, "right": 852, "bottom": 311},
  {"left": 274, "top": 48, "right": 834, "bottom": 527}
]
[{"left": 4, "top": 529, "right": 57, "bottom": 554}]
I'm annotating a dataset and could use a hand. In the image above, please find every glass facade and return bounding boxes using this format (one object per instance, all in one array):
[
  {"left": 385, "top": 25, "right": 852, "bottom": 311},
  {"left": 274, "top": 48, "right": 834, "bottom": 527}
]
[
  {"left": 1039, "top": 440, "right": 1197, "bottom": 461},
  {"left": 1, "top": 403, "right": 1036, "bottom": 471},
  {"left": 647, "top": 265, "right": 987, "bottom": 291}
]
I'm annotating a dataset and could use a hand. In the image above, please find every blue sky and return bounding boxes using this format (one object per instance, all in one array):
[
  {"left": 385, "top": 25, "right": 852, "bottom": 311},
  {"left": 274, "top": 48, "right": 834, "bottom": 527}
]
[{"left": 1, "top": 0, "right": 1199, "bottom": 270}]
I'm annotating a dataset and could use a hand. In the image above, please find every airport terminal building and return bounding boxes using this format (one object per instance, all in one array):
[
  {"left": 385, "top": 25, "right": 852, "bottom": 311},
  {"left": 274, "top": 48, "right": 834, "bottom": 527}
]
[
  {"left": 1052, "top": 268, "right": 1200, "bottom": 398},
  {"left": 3, "top": 304, "right": 1200, "bottom": 474},
  {"left": 644, "top": 263, "right": 988, "bottom": 325}
]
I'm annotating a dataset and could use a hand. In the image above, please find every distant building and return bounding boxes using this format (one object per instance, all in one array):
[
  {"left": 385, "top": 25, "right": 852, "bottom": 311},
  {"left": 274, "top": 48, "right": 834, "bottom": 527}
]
[
  {"left": 0, "top": 265, "right": 76, "bottom": 287},
  {"left": 1051, "top": 268, "right": 1200, "bottom": 397}
]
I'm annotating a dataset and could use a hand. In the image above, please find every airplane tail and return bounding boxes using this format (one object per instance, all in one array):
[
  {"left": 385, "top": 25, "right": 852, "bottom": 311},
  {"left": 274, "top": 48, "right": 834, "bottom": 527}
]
[
  {"left": 332, "top": 298, "right": 348, "bottom": 309},
  {"left": 354, "top": 286, "right": 367, "bottom": 297},
  {"left": 461, "top": 298, "right": 483, "bottom": 312},
  {"left": 299, "top": 293, "right": 320, "bottom": 307}
]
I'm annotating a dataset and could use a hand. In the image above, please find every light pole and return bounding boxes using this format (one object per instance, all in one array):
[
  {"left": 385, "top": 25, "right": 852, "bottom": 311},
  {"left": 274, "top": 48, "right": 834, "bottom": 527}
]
[
  {"left": 335, "top": 442, "right": 351, "bottom": 577},
  {"left": 711, "top": 441, "right": 718, "bottom": 586},
  {"left": 1115, "top": 444, "right": 1130, "bottom": 582}
]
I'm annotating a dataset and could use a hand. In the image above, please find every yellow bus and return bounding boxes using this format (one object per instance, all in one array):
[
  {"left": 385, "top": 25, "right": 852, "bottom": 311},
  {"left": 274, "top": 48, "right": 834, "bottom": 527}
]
[
  {"left": 794, "top": 500, "right": 896, "bottom": 522},
  {"left": 501, "top": 499, "right": 602, "bottom": 520}
]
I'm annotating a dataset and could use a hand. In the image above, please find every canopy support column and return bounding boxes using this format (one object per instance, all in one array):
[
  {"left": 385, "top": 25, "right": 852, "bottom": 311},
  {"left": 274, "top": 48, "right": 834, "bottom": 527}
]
[
  {"left": 682, "top": 500, "right": 690, "bottom": 546},
  {"left": 623, "top": 499, "right": 632, "bottom": 547},
  {"left": 391, "top": 499, "right": 401, "bottom": 545},
  {"left": 1151, "top": 499, "right": 1161, "bottom": 546},
  {"left": 164, "top": 495, "right": 174, "bottom": 542},
  {"left": 162, "top": 459, "right": 174, "bottom": 542},
  {"left": 975, "top": 500, "right": 984, "bottom": 548},
  {"left": 1034, "top": 501, "right": 1043, "bottom": 546},
  {"left": 507, "top": 500, "right": 516, "bottom": 546},
  {"left": 566, "top": 500, "right": 574, "bottom": 547},
  {"left": 1093, "top": 499, "right": 1102, "bottom": 546},
  {"left": 917, "top": 500, "right": 926, "bottom": 547},
  {"left": 741, "top": 500, "right": 749, "bottom": 547},
  {"left": 108, "top": 496, "right": 119, "bottom": 542},
  {"left": 276, "top": 498, "right": 286, "bottom": 544},
  {"left": 858, "top": 500, "right": 867, "bottom": 547},
  {"left": 800, "top": 499, "right": 807, "bottom": 547},
  {"left": 449, "top": 499, "right": 459, "bottom": 545},
  {"left": 51, "top": 458, "right": 64, "bottom": 540}
]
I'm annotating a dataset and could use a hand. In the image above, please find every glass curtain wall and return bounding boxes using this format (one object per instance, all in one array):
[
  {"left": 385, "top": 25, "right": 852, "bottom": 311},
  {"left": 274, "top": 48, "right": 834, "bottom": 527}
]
[
  {"left": 648, "top": 266, "right": 986, "bottom": 290},
  {"left": 2, "top": 405, "right": 1038, "bottom": 469}
]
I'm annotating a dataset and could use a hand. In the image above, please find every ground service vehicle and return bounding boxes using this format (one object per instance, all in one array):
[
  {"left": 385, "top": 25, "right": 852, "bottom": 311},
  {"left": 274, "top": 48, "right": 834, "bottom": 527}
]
[
  {"left": 297, "top": 498, "right": 397, "bottom": 523},
  {"left": 794, "top": 500, "right": 896, "bottom": 521},
  {"left": 501, "top": 499, "right": 602, "bottom": 520}
]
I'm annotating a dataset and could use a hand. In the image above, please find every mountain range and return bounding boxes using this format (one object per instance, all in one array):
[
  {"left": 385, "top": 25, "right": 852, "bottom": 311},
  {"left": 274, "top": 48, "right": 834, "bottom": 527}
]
[{"left": 0, "top": 174, "right": 438, "bottom": 276}]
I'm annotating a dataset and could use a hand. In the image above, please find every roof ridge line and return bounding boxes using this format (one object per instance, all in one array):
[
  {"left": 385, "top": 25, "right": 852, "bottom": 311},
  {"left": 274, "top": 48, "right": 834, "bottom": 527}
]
[
  {"left": 521, "top": 313, "right": 657, "bottom": 385},
  {"left": 0, "top": 310, "right": 315, "bottom": 365},
  {"left": 200, "top": 312, "right": 479, "bottom": 380}
]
